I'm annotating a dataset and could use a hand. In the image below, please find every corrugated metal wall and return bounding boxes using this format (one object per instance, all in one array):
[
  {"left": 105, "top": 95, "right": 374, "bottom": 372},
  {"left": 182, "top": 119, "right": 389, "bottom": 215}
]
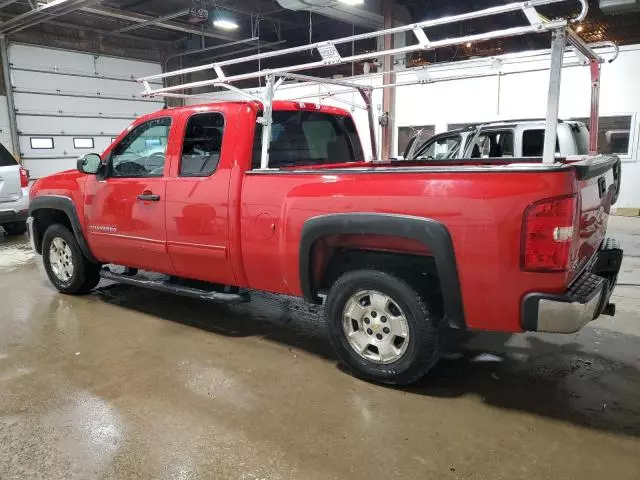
[{"left": 9, "top": 43, "right": 164, "bottom": 178}]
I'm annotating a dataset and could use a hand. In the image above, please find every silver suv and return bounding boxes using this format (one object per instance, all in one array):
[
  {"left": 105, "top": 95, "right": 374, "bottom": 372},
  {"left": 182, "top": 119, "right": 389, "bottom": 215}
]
[
  {"left": 0, "top": 143, "right": 29, "bottom": 236},
  {"left": 404, "top": 119, "right": 590, "bottom": 161}
]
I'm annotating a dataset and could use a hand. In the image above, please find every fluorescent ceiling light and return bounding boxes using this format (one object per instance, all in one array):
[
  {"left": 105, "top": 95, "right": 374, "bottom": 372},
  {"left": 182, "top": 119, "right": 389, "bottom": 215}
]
[
  {"left": 339, "top": 0, "right": 365, "bottom": 5},
  {"left": 213, "top": 18, "right": 239, "bottom": 30}
]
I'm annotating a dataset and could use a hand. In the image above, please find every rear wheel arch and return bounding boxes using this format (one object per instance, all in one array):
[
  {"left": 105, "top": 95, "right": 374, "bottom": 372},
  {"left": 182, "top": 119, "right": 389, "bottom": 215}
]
[
  {"left": 299, "top": 213, "right": 465, "bottom": 329},
  {"left": 29, "top": 195, "right": 97, "bottom": 263}
]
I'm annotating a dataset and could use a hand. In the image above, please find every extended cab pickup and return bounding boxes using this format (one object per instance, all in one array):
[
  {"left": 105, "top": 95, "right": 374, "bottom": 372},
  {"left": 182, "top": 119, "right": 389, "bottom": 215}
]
[{"left": 27, "top": 101, "right": 623, "bottom": 385}]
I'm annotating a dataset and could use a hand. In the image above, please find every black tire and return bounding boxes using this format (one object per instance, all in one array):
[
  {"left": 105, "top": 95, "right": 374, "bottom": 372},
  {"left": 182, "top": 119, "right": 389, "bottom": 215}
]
[
  {"left": 325, "top": 269, "right": 441, "bottom": 386},
  {"left": 42, "top": 224, "right": 101, "bottom": 294},
  {"left": 3, "top": 221, "right": 27, "bottom": 236}
]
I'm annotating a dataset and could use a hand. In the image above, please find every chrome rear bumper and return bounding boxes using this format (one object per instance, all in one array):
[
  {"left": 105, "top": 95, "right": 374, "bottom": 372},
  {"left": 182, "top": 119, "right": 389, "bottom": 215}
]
[{"left": 522, "top": 238, "right": 623, "bottom": 333}]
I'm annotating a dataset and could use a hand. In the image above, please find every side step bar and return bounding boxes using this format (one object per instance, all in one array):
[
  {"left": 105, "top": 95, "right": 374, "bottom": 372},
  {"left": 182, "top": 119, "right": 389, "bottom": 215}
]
[{"left": 99, "top": 269, "right": 250, "bottom": 304}]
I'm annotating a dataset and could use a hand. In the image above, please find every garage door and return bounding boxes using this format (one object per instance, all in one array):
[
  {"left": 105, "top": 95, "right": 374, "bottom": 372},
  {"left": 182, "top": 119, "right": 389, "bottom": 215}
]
[{"left": 9, "top": 43, "right": 164, "bottom": 178}]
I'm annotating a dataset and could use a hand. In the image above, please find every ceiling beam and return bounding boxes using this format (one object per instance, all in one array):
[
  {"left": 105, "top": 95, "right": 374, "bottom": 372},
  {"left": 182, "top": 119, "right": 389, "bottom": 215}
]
[
  {"left": 0, "top": 0, "right": 20, "bottom": 9},
  {"left": 82, "top": 5, "right": 241, "bottom": 41},
  {"left": 115, "top": 8, "right": 189, "bottom": 34},
  {"left": 0, "top": 0, "right": 102, "bottom": 34}
]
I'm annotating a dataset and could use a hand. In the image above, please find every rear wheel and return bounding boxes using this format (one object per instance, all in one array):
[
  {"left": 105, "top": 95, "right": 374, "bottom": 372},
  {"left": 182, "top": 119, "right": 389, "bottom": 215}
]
[
  {"left": 325, "top": 269, "right": 441, "bottom": 385},
  {"left": 42, "top": 224, "right": 101, "bottom": 294},
  {"left": 2, "top": 221, "right": 27, "bottom": 236}
]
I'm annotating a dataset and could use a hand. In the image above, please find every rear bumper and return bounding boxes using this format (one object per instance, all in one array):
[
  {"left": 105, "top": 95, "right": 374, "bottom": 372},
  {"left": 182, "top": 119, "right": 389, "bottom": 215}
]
[
  {"left": 0, "top": 186, "right": 29, "bottom": 224},
  {"left": 522, "top": 238, "right": 623, "bottom": 333}
]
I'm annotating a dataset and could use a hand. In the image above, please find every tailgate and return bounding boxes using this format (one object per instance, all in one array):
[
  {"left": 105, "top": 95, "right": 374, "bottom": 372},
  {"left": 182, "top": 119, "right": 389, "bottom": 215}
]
[{"left": 569, "top": 155, "right": 620, "bottom": 280}]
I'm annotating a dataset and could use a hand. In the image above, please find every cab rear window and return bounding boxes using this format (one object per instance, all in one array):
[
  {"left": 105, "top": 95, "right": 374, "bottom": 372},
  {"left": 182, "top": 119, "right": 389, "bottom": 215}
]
[
  {"left": 0, "top": 142, "right": 17, "bottom": 167},
  {"left": 252, "top": 111, "right": 364, "bottom": 168}
]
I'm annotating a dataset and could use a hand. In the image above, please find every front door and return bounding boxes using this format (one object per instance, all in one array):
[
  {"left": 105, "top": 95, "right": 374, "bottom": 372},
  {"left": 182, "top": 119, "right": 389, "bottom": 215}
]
[{"left": 84, "top": 116, "right": 176, "bottom": 274}]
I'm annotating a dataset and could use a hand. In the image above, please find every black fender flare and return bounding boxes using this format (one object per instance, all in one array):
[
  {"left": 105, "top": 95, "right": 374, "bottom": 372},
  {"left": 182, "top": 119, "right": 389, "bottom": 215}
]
[
  {"left": 29, "top": 195, "right": 98, "bottom": 263},
  {"left": 299, "top": 213, "right": 465, "bottom": 329}
]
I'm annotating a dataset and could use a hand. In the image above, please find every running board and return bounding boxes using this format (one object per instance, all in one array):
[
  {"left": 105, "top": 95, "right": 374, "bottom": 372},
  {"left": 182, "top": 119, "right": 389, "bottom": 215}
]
[{"left": 99, "top": 269, "right": 250, "bottom": 304}]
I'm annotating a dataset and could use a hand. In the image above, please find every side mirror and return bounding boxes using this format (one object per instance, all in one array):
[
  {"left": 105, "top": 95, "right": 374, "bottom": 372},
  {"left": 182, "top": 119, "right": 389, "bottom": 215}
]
[{"left": 77, "top": 153, "right": 102, "bottom": 175}]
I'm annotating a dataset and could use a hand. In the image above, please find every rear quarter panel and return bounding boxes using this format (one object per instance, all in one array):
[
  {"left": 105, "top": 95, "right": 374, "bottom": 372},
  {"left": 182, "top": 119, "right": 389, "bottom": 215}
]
[{"left": 240, "top": 168, "right": 577, "bottom": 332}]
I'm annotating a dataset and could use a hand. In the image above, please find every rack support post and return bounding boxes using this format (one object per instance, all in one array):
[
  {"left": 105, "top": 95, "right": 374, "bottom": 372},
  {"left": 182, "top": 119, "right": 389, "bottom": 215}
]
[{"left": 543, "top": 28, "right": 566, "bottom": 164}]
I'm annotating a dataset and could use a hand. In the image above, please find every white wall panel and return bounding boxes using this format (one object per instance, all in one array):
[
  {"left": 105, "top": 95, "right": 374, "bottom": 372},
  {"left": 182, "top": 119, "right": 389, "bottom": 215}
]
[
  {"left": 13, "top": 92, "right": 159, "bottom": 117},
  {"left": 11, "top": 70, "right": 157, "bottom": 99},
  {"left": 9, "top": 44, "right": 163, "bottom": 177},
  {"left": 17, "top": 116, "right": 134, "bottom": 136}
]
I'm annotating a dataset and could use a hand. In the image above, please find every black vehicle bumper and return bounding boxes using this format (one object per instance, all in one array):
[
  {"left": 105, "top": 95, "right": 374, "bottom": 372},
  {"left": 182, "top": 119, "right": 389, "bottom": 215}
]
[
  {"left": 0, "top": 208, "right": 28, "bottom": 224},
  {"left": 522, "top": 238, "right": 623, "bottom": 333}
]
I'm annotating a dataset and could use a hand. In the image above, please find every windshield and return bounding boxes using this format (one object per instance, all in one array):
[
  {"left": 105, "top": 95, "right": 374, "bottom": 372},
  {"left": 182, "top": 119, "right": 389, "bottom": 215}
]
[{"left": 411, "top": 135, "right": 462, "bottom": 160}]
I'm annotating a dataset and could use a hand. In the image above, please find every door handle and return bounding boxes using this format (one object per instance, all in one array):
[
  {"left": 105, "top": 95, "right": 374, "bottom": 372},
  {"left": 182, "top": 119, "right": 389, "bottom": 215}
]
[{"left": 137, "top": 192, "right": 160, "bottom": 201}]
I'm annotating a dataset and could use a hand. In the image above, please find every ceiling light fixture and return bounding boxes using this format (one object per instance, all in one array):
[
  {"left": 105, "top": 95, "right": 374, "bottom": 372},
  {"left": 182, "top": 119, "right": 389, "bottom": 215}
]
[
  {"left": 213, "top": 18, "right": 239, "bottom": 30},
  {"left": 339, "top": 0, "right": 365, "bottom": 5},
  {"left": 212, "top": 9, "right": 239, "bottom": 30}
]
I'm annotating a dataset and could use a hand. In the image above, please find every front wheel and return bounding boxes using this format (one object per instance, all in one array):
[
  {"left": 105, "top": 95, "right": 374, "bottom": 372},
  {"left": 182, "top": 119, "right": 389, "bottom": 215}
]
[
  {"left": 325, "top": 269, "right": 441, "bottom": 386},
  {"left": 42, "top": 224, "right": 101, "bottom": 294}
]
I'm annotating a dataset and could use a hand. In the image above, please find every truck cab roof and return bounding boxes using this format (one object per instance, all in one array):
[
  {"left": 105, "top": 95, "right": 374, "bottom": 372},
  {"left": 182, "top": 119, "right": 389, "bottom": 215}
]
[{"left": 142, "top": 100, "right": 352, "bottom": 120}]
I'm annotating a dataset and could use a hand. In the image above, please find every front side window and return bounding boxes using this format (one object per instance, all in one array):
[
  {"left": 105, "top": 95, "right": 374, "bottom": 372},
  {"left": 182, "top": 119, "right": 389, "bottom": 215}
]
[
  {"left": 180, "top": 112, "right": 224, "bottom": 177},
  {"left": 252, "top": 111, "right": 364, "bottom": 169},
  {"left": 469, "top": 130, "right": 514, "bottom": 158},
  {"left": 110, "top": 117, "right": 171, "bottom": 178},
  {"left": 413, "top": 135, "right": 462, "bottom": 160}
]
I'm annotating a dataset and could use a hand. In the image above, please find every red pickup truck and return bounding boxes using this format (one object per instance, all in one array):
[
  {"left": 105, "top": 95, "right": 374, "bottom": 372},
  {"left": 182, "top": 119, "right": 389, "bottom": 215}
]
[{"left": 27, "top": 100, "right": 623, "bottom": 385}]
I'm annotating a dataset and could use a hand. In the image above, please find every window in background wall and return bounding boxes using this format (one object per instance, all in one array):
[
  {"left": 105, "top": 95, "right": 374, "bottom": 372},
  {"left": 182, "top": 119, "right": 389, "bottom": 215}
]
[
  {"left": 397, "top": 125, "right": 435, "bottom": 157},
  {"left": 571, "top": 115, "right": 633, "bottom": 156},
  {"left": 73, "top": 138, "right": 94, "bottom": 149},
  {"left": 30, "top": 137, "right": 54, "bottom": 149}
]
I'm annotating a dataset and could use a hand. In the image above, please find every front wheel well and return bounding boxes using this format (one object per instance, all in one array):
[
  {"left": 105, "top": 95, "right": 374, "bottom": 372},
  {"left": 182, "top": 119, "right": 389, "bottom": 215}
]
[{"left": 31, "top": 208, "right": 73, "bottom": 254}]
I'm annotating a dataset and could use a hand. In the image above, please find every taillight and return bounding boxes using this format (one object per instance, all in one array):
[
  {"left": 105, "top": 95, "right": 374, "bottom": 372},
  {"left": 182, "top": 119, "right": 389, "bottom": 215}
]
[
  {"left": 19, "top": 167, "right": 29, "bottom": 188},
  {"left": 521, "top": 194, "right": 577, "bottom": 272}
]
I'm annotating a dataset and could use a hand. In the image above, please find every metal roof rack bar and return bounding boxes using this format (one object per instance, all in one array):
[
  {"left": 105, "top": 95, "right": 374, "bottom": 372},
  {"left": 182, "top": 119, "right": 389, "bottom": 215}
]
[
  {"left": 138, "top": 0, "right": 590, "bottom": 98},
  {"left": 137, "top": 0, "right": 611, "bottom": 168}
]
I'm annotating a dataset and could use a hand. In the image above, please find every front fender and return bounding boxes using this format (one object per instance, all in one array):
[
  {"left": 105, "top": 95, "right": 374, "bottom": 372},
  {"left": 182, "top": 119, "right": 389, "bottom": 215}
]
[{"left": 29, "top": 195, "right": 97, "bottom": 263}]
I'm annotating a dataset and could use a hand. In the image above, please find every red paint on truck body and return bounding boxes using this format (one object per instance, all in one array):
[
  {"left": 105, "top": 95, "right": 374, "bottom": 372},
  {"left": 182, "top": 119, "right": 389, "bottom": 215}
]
[{"left": 30, "top": 101, "right": 614, "bottom": 333}]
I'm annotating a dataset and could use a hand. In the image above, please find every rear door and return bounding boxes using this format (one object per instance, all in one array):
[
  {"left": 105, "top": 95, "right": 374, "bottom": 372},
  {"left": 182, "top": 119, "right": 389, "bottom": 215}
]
[
  {"left": 0, "top": 143, "right": 21, "bottom": 203},
  {"left": 165, "top": 109, "right": 237, "bottom": 285}
]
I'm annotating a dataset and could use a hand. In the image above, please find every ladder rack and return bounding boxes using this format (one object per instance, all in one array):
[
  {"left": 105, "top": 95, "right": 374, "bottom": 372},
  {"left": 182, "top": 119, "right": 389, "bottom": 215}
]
[{"left": 138, "top": 0, "right": 611, "bottom": 167}]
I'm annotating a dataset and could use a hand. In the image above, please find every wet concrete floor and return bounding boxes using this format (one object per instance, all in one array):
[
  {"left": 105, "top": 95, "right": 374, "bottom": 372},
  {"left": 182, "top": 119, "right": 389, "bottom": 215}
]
[{"left": 1, "top": 217, "right": 639, "bottom": 479}]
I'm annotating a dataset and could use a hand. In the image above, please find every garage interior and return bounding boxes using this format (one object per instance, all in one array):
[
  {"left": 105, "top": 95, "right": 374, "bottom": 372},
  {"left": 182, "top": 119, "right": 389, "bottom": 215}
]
[{"left": 1, "top": 0, "right": 640, "bottom": 479}]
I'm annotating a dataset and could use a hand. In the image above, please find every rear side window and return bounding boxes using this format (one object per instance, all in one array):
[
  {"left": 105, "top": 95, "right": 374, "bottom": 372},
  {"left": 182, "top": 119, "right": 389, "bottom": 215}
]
[
  {"left": 0, "top": 142, "right": 16, "bottom": 167},
  {"left": 252, "top": 111, "right": 364, "bottom": 169},
  {"left": 180, "top": 112, "right": 224, "bottom": 177},
  {"left": 522, "top": 129, "right": 559, "bottom": 157}
]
